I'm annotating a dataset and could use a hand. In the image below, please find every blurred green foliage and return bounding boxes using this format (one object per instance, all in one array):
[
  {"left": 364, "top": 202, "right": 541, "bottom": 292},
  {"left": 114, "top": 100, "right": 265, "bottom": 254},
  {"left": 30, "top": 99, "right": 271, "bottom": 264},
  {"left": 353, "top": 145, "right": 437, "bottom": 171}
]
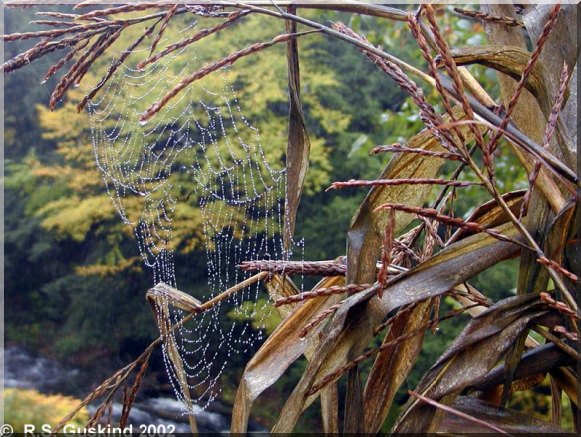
[{"left": 3, "top": 388, "right": 89, "bottom": 432}]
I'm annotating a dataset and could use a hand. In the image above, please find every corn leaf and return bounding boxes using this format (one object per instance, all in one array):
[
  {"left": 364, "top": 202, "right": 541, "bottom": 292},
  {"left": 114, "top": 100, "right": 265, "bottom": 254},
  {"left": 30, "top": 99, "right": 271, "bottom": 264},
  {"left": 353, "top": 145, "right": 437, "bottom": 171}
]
[
  {"left": 440, "top": 396, "right": 568, "bottom": 433},
  {"left": 283, "top": 5, "right": 311, "bottom": 254},
  {"left": 231, "top": 276, "right": 344, "bottom": 433},
  {"left": 362, "top": 299, "right": 432, "bottom": 432},
  {"left": 272, "top": 222, "right": 521, "bottom": 432},
  {"left": 393, "top": 293, "right": 548, "bottom": 433}
]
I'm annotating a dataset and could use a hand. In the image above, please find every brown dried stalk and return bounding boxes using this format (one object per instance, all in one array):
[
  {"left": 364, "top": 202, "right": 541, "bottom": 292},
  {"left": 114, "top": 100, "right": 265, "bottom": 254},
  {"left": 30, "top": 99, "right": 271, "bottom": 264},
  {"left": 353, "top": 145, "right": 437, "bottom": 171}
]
[
  {"left": 308, "top": 303, "right": 480, "bottom": 395},
  {"left": 445, "top": 287, "right": 492, "bottom": 308},
  {"left": 540, "top": 292, "right": 579, "bottom": 320},
  {"left": 328, "top": 178, "right": 481, "bottom": 191},
  {"left": 42, "top": 39, "right": 89, "bottom": 83},
  {"left": 520, "top": 63, "right": 570, "bottom": 217},
  {"left": 140, "top": 30, "right": 318, "bottom": 122},
  {"left": 75, "top": 3, "right": 165, "bottom": 20},
  {"left": 52, "top": 353, "right": 148, "bottom": 432},
  {"left": 2, "top": 27, "right": 108, "bottom": 74},
  {"left": 78, "top": 19, "right": 162, "bottom": 112},
  {"left": 423, "top": 5, "right": 488, "bottom": 168},
  {"left": 391, "top": 223, "right": 423, "bottom": 266},
  {"left": 373, "top": 302, "right": 417, "bottom": 336},
  {"left": 393, "top": 238, "right": 421, "bottom": 265},
  {"left": 73, "top": 28, "right": 124, "bottom": 86},
  {"left": 375, "top": 203, "right": 531, "bottom": 250},
  {"left": 31, "top": 20, "right": 80, "bottom": 28},
  {"left": 119, "top": 349, "right": 152, "bottom": 428},
  {"left": 408, "top": 15, "right": 466, "bottom": 149},
  {"left": 54, "top": 273, "right": 266, "bottom": 432},
  {"left": 239, "top": 260, "right": 346, "bottom": 277},
  {"left": 446, "top": 118, "right": 579, "bottom": 312},
  {"left": 537, "top": 257, "right": 579, "bottom": 283},
  {"left": 487, "top": 4, "right": 561, "bottom": 155},
  {"left": 49, "top": 31, "right": 113, "bottom": 108},
  {"left": 299, "top": 301, "right": 344, "bottom": 338},
  {"left": 408, "top": 391, "right": 511, "bottom": 434},
  {"left": 427, "top": 118, "right": 577, "bottom": 192},
  {"left": 50, "top": 27, "right": 123, "bottom": 110},
  {"left": 371, "top": 143, "right": 465, "bottom": 161},
  {"left": 541, "top": 62, "right": 569, "bottom": 153},
  {"left": 2, "top": 20, "right": 114, "bottom": 42},
  {"left": 36, "top": 11, "right": 88, "bottom": 20},
  {"left": 377, "top": 207, "right": 395, "bottom": 296},
  {"left": 409, "top": 188, "right": 458, "bottom": 260},
  {"left": 453, "top": 7, "right": 524, "bottom": 27},
  {"left": 533, "top": 326, "right": 579, "bottom": 361},
  {"left": 147, "top": 2, "right": 179, "bottom": 58},
  {"left": 136, "top": 10, "right": 250, "bottom": 70},
  {"left": 418, "top": 215, "right": 443, "bottom": 259},
  {"left": 274, "top": 283, "right": 370, "bottom": 307},
  {"left": 553, "top": 326, "right": 578, "bottom": 342},
  {"left": 87, "top": 401, "right": 109, "bottom": 427},
  {"left": 332, "top": 21, "right": 458, "bottom": 153}
]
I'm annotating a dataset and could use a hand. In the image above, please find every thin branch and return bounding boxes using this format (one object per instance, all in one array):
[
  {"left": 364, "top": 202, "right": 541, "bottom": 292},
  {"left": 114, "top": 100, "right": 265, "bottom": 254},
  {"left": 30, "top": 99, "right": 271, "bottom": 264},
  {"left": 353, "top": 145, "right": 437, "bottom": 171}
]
[
  {"left": 274, "top": 283, "right": 370, "bottom": 307},
  {"left": 78, "top": 19, "right": 162, "bottom": 112},
  {"left": 50, "top": 27, "right": 124, "bottom": 110},
  {"left": 537, "top": 257, "right": 579, "bottom": 283},
  {"left": 147, "top": 2, "right": 179, "bottom": 57},
  {"left": 75, "top": 3, "right": 170, "bottom": 20},
  {"left": 136, "top": 10, "right": 250, "bottom": 70},
  {"left": 431, "top": 119, "right": 577, "bottom": 191},
  {"left": 52, "top": 272, "right": 267, "bottom": 432},
  {"left": 31, "top": 20, "right": 81, "bottom": 28},
  {"left": 225, "top": 1, "right": 434, "bottom": 85},
  {"left": 553, "top": 325, "right": 578, "bottom": 342},
  {"left": 453, "top": 7, "right": 524, "bottom": 27},
  {"left": 423, "top": 5, "right": 488, "bottom": 171},
  {"left": 42, "top": 38, "right": 89, "bottom": 83},
  {"left": 407, "top": 14, "right": 466, "bottom": 149},
  {"left": 540, "top": 292, "right": 580, "bottom": 320},
  {"left": 299, "top": 301, "right": 344, "bottom": 338},
  {"left": 328, "top": 178, "right": 481, "bottom": 191},
  {"left": 377, "top": 207, "right": 395, "bottom": 295},
  {"left": 140, "top": 30, "right": 319, "bottom": 122},
  {"left": 240, "top": 259, "right": 347, "bottom": 277},
  {"left": 408, "top": 391, "right": 511, "bottom": 434},
  {"left": 2, "top": 27, "right": 109, "bottom": 74},
  {"left": 533, "top": 326, "right": 580, "bottom": 361},
  {"left": 486, "top": 4, "right": 561, "bottom": 155},
  {"left": 370, "top": 144, "right": 465, "bottom": 161},
  {"left": 333, "top": 21, "right": 457, "bottom": 153},
  {"left": 375, "top": 203, "right": 532, "bottom": 251},
  {"left": 2, "top": 20, "right": 114, "bottom": 42}
]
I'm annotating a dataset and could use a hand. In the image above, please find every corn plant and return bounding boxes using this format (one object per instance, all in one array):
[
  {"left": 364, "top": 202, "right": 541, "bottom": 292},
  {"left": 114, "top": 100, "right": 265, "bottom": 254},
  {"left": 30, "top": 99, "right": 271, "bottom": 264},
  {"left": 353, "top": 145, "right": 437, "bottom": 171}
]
[{"left": 3, "top": 1, "right": 579, "bottom": 433}]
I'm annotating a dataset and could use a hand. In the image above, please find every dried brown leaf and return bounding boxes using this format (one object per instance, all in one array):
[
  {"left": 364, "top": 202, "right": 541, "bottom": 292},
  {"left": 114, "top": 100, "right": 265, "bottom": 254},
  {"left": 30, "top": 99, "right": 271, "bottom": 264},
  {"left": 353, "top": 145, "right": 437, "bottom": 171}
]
[
  {"left": 231, "top": 276, "right": 345, "bottom": 433},
  {"left": 362, "top": 300, "right": 432, "bottom": 432},
  {"left": 284, "top": 6, "right": 310, "bottom": 255},
  {"left": 393, "top": 294, "right": 548, "bottom": 432},
  {"left": 272, "top": 222, "right": 521, "bottom": 433}
]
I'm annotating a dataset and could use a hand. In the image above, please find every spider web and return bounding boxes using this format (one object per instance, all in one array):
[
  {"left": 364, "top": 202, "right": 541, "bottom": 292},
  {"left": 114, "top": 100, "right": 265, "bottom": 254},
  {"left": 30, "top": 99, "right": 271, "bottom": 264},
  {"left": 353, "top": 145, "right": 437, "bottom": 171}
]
[{"left": 86, "top": 16, "right": 288, "bottom": 413}]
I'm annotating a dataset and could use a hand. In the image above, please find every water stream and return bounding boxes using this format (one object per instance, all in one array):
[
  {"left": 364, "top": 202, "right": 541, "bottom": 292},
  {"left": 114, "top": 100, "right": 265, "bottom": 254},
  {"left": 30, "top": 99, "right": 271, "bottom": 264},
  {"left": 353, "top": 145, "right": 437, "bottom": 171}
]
[{"left": 4, "top": 346, "right": 266, "bottom": 433}]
